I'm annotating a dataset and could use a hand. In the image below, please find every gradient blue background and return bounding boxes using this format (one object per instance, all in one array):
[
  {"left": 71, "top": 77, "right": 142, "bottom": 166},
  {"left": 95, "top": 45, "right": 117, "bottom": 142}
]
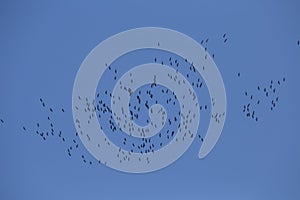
[{"left": 0, "top": 0, "right": 299, "bottom": 199}]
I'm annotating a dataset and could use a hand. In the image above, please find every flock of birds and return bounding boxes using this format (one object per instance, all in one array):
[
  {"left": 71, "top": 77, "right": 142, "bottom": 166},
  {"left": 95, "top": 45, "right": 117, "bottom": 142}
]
[
  {"left": 81, "top": 45, "right": 213, "bottom": 165},
  {"left": 96, "top": 84, "right": 183, "bottom": 152},
  {"left": 0, "top": 35, "right": 297, "bottom": 168},
  {"left": 238, "top": 73, "right": 286, "bottom": 122},
  {"left": 18, "top": 98, "right": 97, "bottom": 165}
]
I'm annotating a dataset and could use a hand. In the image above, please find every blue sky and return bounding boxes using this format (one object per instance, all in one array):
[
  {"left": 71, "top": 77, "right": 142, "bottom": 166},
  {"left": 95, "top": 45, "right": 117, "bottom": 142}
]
[{"left": 0, "top": 0, "right": 300, "bottom": 199}]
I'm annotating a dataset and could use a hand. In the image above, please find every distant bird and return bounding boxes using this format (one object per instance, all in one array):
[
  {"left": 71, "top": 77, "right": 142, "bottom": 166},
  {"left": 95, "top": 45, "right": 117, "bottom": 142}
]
[
  {"left": 223, "top": 33, "right": 226, "bottom": 38},
  {"left": 0, "top": 119, "right": 3, "bottom": 123},
  {"left": 224, "top": 38, "right": 228, "bottom": 43},
  {"left": 297, "top": 40, "right": 300, "bottom": 46},
  {"left": 237, "top": 72, "right": 240, "bottom": 77},
  {"left": 62, "top": 108, "right": 65, "bottom": 112}
]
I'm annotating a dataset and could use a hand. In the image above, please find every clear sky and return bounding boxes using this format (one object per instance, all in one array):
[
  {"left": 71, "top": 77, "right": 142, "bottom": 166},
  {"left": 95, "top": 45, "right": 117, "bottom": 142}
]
[{"left": 0, "top": 0, "right": 300, "bottom": 199}]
